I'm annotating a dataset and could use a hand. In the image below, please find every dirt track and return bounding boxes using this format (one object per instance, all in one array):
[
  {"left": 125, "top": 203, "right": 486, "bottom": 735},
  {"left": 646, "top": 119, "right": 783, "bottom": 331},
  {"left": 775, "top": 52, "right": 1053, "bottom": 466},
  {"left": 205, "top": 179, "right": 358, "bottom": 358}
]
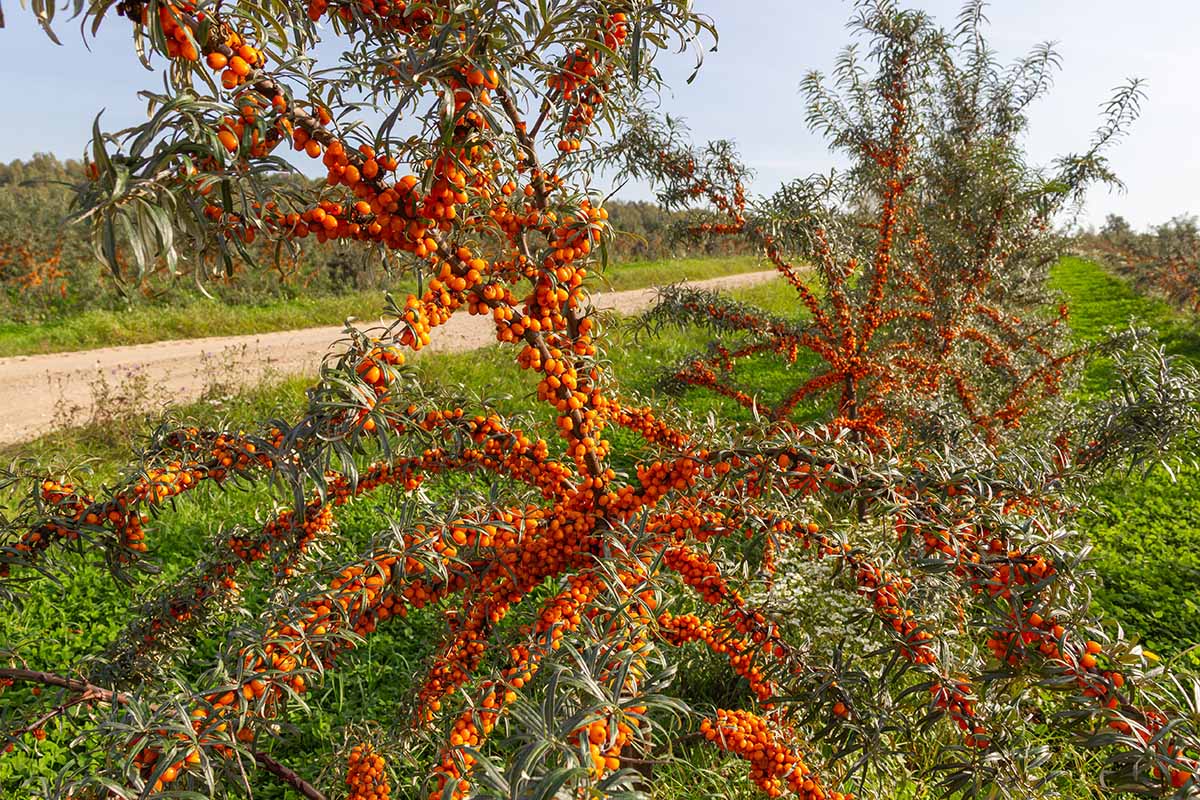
[{"left": 0, "top": 271, "right": 778, "bottom": 446}]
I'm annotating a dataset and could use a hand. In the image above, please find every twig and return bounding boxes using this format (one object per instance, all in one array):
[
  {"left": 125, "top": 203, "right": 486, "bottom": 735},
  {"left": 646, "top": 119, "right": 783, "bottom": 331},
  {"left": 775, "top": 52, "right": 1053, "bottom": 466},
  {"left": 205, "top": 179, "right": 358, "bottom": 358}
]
[
  {"left": 252, "top": 750, "right": 329, "bottom": 800},
  {"left": 0, "top": 668, "right": 131, "bottom": 706},
  {"left": 7, "top": 693, "right": 94, "bottom": 740}
]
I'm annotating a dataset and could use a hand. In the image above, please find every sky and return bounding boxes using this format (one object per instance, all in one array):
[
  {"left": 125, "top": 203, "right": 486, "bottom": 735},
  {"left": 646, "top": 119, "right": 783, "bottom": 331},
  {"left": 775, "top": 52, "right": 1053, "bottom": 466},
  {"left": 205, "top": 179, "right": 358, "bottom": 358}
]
[{"left": 1, "top": 0, "right": 1198, "bottom": 230}]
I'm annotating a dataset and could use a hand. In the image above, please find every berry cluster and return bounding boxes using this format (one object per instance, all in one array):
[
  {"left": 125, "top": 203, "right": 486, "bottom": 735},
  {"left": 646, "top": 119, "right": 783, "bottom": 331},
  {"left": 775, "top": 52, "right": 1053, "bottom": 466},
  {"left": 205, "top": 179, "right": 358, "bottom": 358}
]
[
  {"left": 346, "top": 743, "right": 391, "bottom": 800},
  {"left": 549, "top": 14, "right": 629, "bottom": 152},
  {"left": 701, "top": 709, "right": 844, "bottom": 800}
]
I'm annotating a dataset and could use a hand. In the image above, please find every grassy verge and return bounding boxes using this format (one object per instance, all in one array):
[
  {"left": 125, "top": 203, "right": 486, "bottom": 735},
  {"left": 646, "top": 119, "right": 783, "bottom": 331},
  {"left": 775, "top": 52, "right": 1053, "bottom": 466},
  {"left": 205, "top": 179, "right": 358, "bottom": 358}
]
[
  {"left": 599, "top": 253, "right": 765, "bottom": 292},
  {"left": 0, "top": 291, "right": 389, "bottom": 358},
  {"left": 0, "top": 255, "right": 766, "bottom": 358}
]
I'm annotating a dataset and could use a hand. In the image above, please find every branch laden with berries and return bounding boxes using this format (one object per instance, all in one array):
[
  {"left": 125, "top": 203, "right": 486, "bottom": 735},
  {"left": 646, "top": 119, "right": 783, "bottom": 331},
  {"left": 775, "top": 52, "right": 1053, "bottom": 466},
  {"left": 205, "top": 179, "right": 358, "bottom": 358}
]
[
  {"left": 1, "top": 2, "right": 1199, "bottom": 800},
  {"left": 608, "top": 4, "right": 1149, "bottom": 446}
]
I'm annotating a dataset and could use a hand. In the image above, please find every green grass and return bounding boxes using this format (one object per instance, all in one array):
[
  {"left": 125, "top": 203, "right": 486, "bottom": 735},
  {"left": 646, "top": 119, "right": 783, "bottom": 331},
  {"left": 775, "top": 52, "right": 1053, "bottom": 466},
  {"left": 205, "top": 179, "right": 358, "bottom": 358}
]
[
  {"left": 0, "top": 255, "right": 767, "bottom": 358},
  {"left": 0, "top": 291, "right": 390, "bottom": 358},
  {"left": 1049, "top": 257, "right": 1200, "bottom": 664},
  {"left": 598, "top": 253, "right": 766, "bottom": 292},
  {"left": 413, "top": 275, "right": 800, "bottom": 406}
]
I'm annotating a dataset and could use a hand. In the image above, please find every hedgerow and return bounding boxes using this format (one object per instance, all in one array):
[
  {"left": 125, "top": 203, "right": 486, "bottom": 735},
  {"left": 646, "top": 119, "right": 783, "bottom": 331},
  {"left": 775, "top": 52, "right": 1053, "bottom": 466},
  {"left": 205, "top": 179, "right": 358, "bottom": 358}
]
[{"left": 1090, "top": 215, "right": 1200, "bottom": 314}]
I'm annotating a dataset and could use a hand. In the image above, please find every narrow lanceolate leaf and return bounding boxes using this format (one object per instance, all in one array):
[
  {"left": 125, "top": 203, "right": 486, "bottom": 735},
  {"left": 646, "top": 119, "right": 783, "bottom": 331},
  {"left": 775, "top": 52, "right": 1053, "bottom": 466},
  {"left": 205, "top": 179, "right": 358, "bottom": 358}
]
[
  {"left": 530, "top": 766, "right": 590, "bottom": 800},
  {"left": 98, "top": 214, "right": 119, "bottom": 279},
  {"left": 91, "top": 112, "right": 113, "bottom": 175}
]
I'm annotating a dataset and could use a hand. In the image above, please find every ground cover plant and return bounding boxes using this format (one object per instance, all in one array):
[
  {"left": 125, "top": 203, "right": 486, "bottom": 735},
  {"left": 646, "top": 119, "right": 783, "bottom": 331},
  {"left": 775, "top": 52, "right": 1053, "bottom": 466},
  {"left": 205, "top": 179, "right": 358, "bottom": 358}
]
[{"left": 2, "top": 3, "right": 1200, "bottom": 800}]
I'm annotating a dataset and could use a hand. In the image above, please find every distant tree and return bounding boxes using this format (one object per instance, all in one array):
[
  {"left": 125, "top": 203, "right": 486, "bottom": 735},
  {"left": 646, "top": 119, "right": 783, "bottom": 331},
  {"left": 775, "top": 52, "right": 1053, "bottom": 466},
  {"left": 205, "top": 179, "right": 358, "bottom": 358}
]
[{"left": 1101, "top": 214, "right": 1134, "bottom": 241}]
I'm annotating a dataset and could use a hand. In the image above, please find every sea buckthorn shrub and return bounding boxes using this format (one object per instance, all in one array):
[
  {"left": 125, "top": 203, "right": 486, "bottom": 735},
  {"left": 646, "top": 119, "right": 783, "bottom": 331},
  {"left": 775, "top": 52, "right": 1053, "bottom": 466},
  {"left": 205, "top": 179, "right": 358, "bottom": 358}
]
[
  {"left": 1, "top": 2, "right": 1199, "bottom": 800},
  {"left": 0, "top": 157, "right": 98, "bottom": 317},
  {"left": 1091, "top": 214, "right": 1200, "bottom": 314},
  {"left": 608, "top": 5, "right": 1150, "bottom": 447}
]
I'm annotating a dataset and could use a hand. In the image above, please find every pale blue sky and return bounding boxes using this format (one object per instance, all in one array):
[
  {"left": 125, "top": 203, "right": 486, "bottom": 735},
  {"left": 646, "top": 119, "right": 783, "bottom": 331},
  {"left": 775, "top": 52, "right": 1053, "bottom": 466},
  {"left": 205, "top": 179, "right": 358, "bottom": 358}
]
[{"left": 2, "top": 1, "right": 1198, "bottom": 228}]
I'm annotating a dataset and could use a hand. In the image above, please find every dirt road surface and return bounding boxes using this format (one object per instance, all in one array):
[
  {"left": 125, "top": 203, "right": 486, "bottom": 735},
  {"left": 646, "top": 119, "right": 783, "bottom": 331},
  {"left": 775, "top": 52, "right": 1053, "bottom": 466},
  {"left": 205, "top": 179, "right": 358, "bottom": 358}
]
[{"left": 0, "top": 271, "right": 778, "bottom": 446}]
